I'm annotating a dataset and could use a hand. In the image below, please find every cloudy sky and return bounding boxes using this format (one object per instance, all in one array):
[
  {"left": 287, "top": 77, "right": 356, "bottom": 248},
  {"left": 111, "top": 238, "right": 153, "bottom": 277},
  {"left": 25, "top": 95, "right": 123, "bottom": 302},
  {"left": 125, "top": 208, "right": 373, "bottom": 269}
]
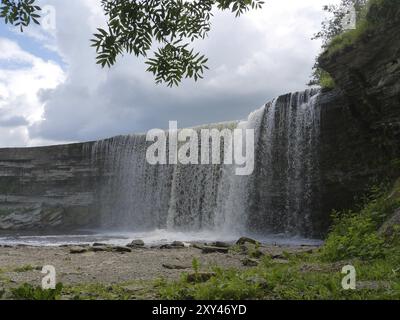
[{"left": 0, "top": 0, "right": 339, "bottom": 147}]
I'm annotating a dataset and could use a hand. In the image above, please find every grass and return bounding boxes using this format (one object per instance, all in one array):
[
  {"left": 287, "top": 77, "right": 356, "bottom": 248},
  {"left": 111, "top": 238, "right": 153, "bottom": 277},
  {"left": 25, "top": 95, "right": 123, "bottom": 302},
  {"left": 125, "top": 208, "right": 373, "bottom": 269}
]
[
  {"left": 13, "top": 265, "right": 37, "bottom": 273},
  {"left": 5, "top": 280, "right": 157, "bottom": 300},
  {"left": 156, "top": 180, "right": 400, "bottom": 300},
  {"left": 323, "top": 0, "right": 399, "bottom": 58},
  {"left": 11, "top": 283, "right": 63, "bottom": 300},
  {"left": 156, "top": 252, "right": 400, "bottom": 300}
]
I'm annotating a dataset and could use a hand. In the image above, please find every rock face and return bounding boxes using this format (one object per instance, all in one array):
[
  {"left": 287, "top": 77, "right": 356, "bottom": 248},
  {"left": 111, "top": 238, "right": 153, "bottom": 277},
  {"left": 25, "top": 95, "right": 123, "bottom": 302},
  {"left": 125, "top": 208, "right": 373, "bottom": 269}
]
[
  {"left": 0, "top": 142, "right": 101, "bottom": 231},
  {"left": 315, "top": 3, "right": 400, "bottom": 233}
]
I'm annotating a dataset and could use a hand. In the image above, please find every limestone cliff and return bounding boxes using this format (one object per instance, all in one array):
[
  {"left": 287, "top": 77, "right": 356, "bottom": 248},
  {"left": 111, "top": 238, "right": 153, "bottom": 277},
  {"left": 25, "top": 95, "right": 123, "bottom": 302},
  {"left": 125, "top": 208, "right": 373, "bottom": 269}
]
[
  {"left": 315, "top": 1, "right": 400, "bottom": 233},
  {"left": 0, "top": 143, "right": 100, "bottom": 230}
]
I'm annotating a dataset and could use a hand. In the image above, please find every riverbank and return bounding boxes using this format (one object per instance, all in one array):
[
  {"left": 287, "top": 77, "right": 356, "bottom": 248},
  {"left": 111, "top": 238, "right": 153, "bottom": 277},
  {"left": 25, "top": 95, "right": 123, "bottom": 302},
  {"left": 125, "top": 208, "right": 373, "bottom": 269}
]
[{"left": 0, "top": 241, "right": 318, "bottom": 300}]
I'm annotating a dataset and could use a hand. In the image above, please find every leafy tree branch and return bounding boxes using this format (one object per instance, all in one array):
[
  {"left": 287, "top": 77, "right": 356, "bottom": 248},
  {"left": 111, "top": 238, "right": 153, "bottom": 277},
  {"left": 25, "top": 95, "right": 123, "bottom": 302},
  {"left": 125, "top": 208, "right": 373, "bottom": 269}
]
[{"left": 1, "top": 0, "right": 265, "bottom": 87}]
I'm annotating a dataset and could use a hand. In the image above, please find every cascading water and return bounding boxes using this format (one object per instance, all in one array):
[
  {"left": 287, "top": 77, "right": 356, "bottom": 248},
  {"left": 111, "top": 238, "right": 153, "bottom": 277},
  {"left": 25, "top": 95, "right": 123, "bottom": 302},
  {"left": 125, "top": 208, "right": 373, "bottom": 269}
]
[
  {"left": 87, "top": 89, "right": 321, "bottom": 239},
  {"left": 248, "top": 89, "right": 321, "bottom": 237},
  {"left": 88, "top": 135, "right": 174, "bottom": 230}
]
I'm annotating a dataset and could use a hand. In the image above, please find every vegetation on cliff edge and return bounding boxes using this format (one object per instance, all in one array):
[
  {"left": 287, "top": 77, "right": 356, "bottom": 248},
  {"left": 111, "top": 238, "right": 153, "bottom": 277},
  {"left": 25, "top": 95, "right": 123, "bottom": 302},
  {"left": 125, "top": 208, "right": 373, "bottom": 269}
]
[{"left": 311, "top": 0, "right": 399, "bottom": 88}]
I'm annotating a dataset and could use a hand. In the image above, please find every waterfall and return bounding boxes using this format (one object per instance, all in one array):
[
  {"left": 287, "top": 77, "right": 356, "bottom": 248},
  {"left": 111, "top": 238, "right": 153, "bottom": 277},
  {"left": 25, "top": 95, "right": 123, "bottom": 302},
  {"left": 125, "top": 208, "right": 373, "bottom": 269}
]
[
  {"left": 248, "top": 89, "right": 321, "bottom": 236},
  {"left": 86, "top": 89, "right": 321, "bottom": 238},
  {"left": 88, "top": 135, "right": 174, "bottom": 230}
]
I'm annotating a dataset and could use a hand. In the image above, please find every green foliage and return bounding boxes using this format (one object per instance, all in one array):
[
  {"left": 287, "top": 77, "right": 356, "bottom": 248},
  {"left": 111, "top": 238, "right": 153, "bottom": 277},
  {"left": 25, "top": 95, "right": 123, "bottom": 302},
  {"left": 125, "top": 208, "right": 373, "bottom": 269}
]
[
  {"left": 323, "top": 18, "right": 369, "bottom": 57},
  {"left": 64, "top": 283, "right": 132, "bottom": 300},
  {"left": 0, "top": 0, "right": 41, "bottom": 31},
  {"left": 158, "top": 267, "right": 265, "bottom": 300},
  {"left": 310, "top": 0, "right": 398, "bottom": 86},
  {"left": 14, "top": 264, "right": 36, "bottom": 273},
  {"left": 322, "top": 0, "right": 399, "bottom": 57},
  {"left": 157, "top": 252, "right": 400, "bottom": 300},
  {"left": 91, "top": 0, "right": 264, "bottom": 87},
  {"left": 11, "top": 283, "right": 63, "bottom": 300},
  {"left": 321, "top": 183, "right": 400, "bottom": 262},
  {"left": 192, "top": 257, "right": 200, "bottom": 274},
  {"left": 321, "top": 212, "right": 385, "bottom": 261},
  {"left": 309, "top": 0, "right": 368, "bottom": 86},
  {"left": 309, "top": 68, "right": 336, "bottom": 89},
  {"left": 1, "top": 0, "right": 264, "bottom": 86},
  {"left": 247, "top": 243, "right": 263, "bottom": 259},
  {"left": 313, "top": 0, "right": 368, "bottom": 47}
]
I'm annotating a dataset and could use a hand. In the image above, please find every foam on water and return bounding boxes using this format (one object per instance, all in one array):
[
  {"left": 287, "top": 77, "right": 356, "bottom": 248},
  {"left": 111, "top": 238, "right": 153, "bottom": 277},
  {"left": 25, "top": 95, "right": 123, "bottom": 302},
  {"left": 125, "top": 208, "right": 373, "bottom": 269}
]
[{"left": 0, "top": 229, "right": 322, "bottom": 247}]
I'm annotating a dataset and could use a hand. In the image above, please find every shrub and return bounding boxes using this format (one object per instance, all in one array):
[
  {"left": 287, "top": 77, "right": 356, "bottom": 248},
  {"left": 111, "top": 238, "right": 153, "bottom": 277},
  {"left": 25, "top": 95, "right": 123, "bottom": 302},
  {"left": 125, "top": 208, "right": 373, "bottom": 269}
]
[
  {"left": 321, "top": 182, "right": 400, "bottom": 262},
  {"left": 11, "top": 283, "right": 63, "bottom": 300}
]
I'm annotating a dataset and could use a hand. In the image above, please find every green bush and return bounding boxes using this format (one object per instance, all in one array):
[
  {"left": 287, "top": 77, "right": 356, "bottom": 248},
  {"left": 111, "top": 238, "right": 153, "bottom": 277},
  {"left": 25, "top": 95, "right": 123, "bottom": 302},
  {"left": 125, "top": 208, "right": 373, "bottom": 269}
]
[
  {"left": 321, "top": 212, "right": 385, "bottom": 261},
  {"left": 11, "top": 283, "right": 63, "bottom": 300},
  {"left": 321, "top": 183, "right": 400, "bottom": 261}
]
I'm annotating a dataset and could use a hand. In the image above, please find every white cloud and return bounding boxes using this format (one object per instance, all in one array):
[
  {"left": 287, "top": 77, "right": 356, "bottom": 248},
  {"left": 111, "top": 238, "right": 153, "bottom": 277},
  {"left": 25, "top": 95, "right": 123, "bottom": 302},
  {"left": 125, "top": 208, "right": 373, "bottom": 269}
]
[
  {"left": 0, "top": 38, "right": 65, "bottom": 146},
  {"left": 1, "top": 0, "right": 339, "bottom": 147}
]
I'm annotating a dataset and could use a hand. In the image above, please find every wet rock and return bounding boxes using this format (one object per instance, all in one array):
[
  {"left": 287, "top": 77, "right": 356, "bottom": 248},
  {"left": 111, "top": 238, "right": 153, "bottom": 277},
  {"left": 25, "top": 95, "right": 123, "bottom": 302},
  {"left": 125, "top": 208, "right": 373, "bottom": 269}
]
[
  {"left": 209, "top": 241, "right": 231, "bottom": 248},
  {"left": 242, "top": 258, "right": 259, "bottom": 267},
  {"left": 90, "top": 246, "right": 111, "bottom": 252},
  {"left": 236, "top": 237, "right": 260, "bottom": 246},
  {"left": 162, "top": 263, "right": 190, "bottom": 270},
  {"left": 171, "top": 241, "right": 185, "bottom": 248},
  {"left": 160, "top": 244, "right": 173, "bottom": 249},
  {"left": 201, "top": 246, "right": 229, "bottom": 254},
  {"left": 160, "top": 241, "right": 185, "bottom": 249},
  {"left": 112, "top": 246, "right": 132, "bottom": 253},
  {"left": 186, "top": 272, "right": 216, "bottom": 283},
  {"left": 191, "top": 243, "right": 206, "bottom": 250},
  {"left": 127, "top": 240, "right": 145, "bottom": 248},
  {"left": 92, "top": 243, "right": 108, "bottom": 247},
  {"left": 70, "top": 246, "right": 88, "bottom": 254}
]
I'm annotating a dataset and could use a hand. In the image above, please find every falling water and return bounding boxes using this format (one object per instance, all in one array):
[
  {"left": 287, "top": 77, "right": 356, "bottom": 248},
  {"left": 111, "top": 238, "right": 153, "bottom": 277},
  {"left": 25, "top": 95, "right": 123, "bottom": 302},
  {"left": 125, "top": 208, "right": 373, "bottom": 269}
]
[
  {"left": 248, "top": 89, "right": 321, "bottom": 236},
  {"left": 86, "top": 89, "right": 321, "bottom": 238}
]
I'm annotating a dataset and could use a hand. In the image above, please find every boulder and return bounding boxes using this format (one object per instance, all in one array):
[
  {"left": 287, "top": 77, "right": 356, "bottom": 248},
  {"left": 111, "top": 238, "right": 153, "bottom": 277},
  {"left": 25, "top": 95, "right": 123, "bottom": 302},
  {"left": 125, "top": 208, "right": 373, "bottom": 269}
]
[
  {"left": 242, "top": 258, "right": 259, "bottom": 267},
  {"left": 127, "top": 239, "right": 145, "bottom": 248},
  {"left": 208, "top": 241, "right": 231, "bottom": 248},
  {"left": 90, "top": 245, "right": 111, "bottom": 252},
  {"left": 171, "top": 241, "right": 185, "bottom": 248},
  {"left": 236, "top": 237, "right": 260, "bottom": 246},
  {"left": 201, "top": 246, "right": 229, "bottom": 254},
  {"left": 112, "top": 246, "right": 132, "bottom": 253},
  {"left": 160, "top": 241, "right": 185, "bottom": 249},
  {"left": 92, "top": 243, "right": 108, "bottom": 247},
  {"left": 69, "top": 246, "right": 88, "bottom": 254},
  {"left": 379, "top": 208, "right": 400, "bottom": 239}
]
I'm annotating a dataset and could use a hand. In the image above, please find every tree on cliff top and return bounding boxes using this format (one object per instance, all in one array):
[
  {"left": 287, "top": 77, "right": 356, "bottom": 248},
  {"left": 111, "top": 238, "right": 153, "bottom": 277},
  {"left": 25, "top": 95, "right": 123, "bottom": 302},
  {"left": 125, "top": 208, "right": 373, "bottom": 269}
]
[
  {"left": 0, "top": 0, "right": 264, "bottom": 87},
  {"left": 309, "top": 0, "right": 368, "bottom": 87}
]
